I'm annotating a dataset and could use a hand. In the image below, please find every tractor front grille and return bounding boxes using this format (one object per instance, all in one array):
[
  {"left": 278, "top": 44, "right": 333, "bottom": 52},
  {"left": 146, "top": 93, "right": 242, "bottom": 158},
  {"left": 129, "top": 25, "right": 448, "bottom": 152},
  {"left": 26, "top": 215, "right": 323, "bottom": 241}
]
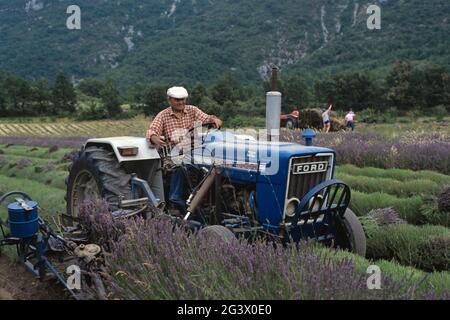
[{"left": 285, "top": 154, "right": 333, "bottom": 203}]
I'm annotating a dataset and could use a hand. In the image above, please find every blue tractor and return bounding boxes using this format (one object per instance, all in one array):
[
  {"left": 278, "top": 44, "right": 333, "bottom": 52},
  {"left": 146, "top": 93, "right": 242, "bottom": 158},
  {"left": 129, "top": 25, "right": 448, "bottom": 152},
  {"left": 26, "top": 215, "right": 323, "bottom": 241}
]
[{"left": 65, "top": 124, "right": 366, "bottom": 256}]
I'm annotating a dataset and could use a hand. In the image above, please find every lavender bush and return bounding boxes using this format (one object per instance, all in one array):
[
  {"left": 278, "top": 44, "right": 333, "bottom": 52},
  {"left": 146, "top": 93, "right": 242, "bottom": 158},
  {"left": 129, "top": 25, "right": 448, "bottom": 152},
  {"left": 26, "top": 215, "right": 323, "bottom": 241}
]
[
  {"left": 77, "top": 202, "right": 448, "bottom": 300},
  {"left": 438, "top": 186, "right": 450, "bottom": 213},
  {"left": 280, "top": 131, "right": 450, "bottom": 174},
  {"left": 16, "top": 158, "right": 32, "bottom": 169},
  {"left": 0, "top": 155, "right": 7, "bottom": 168},
  {"left": 78, "top": 200, "right": 128, "bottom": 250},
  {"left": 417, "top": 236, "right": 450, "bottom": 272},
  {"left": 366, "top": 223, "right": 450, "bottom": 272},
  {"left": 43, "top": 161, "right": 57, "bottom": 172},
  {"left": 61, "top": 150, "right": 80, "bottom": 163},
  {"left": 367, "top": 207, "right": 407, "bottom": 227},
  {"left": 420, "top": 195, "right": 450, "bottom": 227}
]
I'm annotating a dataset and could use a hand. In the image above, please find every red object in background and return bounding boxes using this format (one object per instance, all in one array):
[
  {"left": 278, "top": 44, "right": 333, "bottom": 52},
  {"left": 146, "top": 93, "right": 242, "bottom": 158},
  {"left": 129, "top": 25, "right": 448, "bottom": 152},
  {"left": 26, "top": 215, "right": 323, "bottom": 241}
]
[{"left": 280, "top": 109, "right": 299, "bottom": 129}]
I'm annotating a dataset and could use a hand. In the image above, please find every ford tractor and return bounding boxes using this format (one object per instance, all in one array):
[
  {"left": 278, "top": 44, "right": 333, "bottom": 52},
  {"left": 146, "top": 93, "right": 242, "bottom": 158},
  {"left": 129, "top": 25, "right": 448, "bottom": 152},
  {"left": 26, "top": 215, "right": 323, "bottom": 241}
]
[{"left": 65, "top": 122, "right": 366, "bottom": 256}]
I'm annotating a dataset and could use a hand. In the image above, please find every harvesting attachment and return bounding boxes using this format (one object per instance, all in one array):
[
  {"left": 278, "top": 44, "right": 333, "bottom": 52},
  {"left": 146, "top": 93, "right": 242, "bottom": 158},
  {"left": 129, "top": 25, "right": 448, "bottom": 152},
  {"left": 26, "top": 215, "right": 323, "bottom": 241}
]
[{"left": 0, "top": 191, "right": 105, "bottom": 299}]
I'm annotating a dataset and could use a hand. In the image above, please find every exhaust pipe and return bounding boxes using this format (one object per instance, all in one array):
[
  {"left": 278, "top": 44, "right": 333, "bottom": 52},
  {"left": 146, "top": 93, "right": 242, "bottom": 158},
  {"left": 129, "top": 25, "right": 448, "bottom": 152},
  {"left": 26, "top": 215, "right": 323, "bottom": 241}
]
[{"left": 266, "top": 67, "right": 281, "bottom": 142}]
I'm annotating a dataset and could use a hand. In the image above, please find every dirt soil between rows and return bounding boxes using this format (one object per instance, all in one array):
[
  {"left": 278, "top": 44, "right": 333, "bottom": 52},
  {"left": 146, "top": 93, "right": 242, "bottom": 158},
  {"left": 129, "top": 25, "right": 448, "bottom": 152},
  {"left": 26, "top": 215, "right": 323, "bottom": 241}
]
[{"left": 0, "top": 256, "right": 67, "bottom": 300}]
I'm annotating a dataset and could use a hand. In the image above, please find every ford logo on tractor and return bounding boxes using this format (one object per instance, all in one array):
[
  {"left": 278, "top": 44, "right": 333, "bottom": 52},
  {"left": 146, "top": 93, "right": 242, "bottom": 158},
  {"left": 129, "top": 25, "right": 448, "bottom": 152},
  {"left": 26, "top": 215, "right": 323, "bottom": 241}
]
[{"left": 292, "top": 161, "right": 328, "bottom": 175}]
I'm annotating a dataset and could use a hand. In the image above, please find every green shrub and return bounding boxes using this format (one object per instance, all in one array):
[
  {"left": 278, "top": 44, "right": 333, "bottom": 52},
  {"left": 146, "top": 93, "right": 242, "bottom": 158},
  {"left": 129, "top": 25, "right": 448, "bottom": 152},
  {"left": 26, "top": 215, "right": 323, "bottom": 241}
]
[
  {"left": 225, "top": 115, "right": 265, "bottom": 128},
  {"left": 374, "top": 259, "right": 450, "bottom": 295},
  {"left": 383, "top": 107, "right": 399, "bottom": 124},
  {"left": 312, "top": 245, "right": 450, "bottom": 295},
  {"left": 76, "top": 100, "right": 107, "bottom": 120},
  {"left": 366, "top": 224, "right": 450, "bottom": 271},
  {"left": 336, "top": 173, "right": 441, "bottom": 197},
  {"left": 432, "top": 105, "right": 448, "bottom": 121},
  {"left": 416, "top": 236, "right": 450, "bottom": 272},
  {"left": 438, "top": 186, "right": 450, "bottom": 213},
  {"left": 337, "top": 165, "right": 450, "bottom": 186},
  {"left": 358, "top": 215, "right": 380, "bottom": 238},
  {"left": 351, "top": 191, "right": 424, "bottom": 224},
  {"left": 358, "top": 108, "right": 379, "bottom": 123},
  {"left": 406, "top": 109, "right": 422, "bottom": 122},
  {"left": 420, "top": 196, "right": 450, "bottom": 227}
]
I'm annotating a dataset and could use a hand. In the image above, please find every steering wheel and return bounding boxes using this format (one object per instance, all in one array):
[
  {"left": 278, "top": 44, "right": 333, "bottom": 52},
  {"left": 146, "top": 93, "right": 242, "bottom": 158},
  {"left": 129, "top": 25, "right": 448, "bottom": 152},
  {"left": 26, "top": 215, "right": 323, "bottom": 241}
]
[
  {"left": 187, "top": 121, "right": 219, "bottom": 135},
  {"left": 158, "top": 122, "right": 220, "bottom": 170}
]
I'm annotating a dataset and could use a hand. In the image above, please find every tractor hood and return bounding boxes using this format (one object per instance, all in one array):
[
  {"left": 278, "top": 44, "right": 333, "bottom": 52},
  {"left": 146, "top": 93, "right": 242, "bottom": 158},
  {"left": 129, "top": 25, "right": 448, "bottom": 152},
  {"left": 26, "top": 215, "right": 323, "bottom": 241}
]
[{"left": 194, "top": 131, "right": 334, "bottom": 176}]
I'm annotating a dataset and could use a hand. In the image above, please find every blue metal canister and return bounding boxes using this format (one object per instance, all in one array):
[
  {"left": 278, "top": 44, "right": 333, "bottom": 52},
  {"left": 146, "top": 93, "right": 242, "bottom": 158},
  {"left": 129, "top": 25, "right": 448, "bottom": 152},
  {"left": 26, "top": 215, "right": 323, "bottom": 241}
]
[{"left": 7, "top": 200, "right": 39, "bottom": 238}]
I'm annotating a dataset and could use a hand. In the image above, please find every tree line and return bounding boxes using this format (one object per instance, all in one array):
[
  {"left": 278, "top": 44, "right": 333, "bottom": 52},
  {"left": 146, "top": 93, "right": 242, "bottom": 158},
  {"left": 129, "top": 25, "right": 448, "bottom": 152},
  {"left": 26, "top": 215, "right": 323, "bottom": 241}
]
[{"left": 0, "top": 60, "right": 448, "bottom": 122}]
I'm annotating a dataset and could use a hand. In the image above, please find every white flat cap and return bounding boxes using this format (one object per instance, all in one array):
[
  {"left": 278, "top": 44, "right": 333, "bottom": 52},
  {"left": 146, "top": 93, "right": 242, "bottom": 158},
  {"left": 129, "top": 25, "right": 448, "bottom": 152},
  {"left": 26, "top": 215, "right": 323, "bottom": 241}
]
[{"left": 167, "top": 86, "right": 189, "bottom": 99}]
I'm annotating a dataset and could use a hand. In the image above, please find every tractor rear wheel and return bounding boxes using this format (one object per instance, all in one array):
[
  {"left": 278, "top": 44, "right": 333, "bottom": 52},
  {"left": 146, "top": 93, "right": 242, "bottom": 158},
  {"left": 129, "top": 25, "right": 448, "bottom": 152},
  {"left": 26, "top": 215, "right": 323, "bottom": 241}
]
[
  {"left": 65, "top": 146, "right": 133, "bottom": 220},
  {"left": 334, "top": 208, "right": 366, "bottom": 257}
]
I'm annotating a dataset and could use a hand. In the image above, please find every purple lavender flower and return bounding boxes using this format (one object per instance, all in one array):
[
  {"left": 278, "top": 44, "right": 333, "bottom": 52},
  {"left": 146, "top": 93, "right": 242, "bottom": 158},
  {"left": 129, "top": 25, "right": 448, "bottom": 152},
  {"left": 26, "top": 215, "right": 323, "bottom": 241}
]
[
  {"left": 75, "top": 201, "right": 447, "bottom": 300},
  {"left": 16, "top": 158, "right": 32, "bottom": 169},
  {"left": 0, "top": 136, "right": 87, "bottom": 149},
  {"left": 280, "top": 131, "right": 450, "bottom": 174}
]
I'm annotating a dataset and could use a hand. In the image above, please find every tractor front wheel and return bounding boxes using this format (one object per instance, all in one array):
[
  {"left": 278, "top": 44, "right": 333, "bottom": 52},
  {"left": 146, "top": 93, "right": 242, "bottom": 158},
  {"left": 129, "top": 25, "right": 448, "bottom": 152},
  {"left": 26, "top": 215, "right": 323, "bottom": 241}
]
[
  {"left": 65, "top": 146, "right": 133, "bottom": 220},
  {"left": 199, "top": 225, "right": 236, "bottom": 243},
  {"left": 334, "top": 208, "right": 366, "bottom": 257}
]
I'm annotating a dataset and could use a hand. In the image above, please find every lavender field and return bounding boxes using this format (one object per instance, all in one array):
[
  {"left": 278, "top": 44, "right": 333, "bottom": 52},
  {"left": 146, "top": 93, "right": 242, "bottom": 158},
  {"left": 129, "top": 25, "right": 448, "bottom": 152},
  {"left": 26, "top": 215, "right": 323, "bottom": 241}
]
[
  {"left": 280, "top": 131, "right": 450, "bottom": 175},
  {"left": 0, "top": 121, "right": 449, "bottom": 300},
  {"left": 79, "top": 202, "right": 450, "bottom": 300}
]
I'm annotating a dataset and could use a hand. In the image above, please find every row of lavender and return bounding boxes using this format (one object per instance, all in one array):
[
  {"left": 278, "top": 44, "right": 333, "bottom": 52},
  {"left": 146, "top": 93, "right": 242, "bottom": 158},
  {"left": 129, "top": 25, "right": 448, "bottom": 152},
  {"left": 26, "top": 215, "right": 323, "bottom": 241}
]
[
  {"left": 1, "top": 131, "right": 448, "bottom": 174},
  {"left": 280, "top": 131, "right": 450, "bottom": 175},
  {"left": 78, "top": 202, "right": 450, "bottom": 300},
  {"left": 0, "top": 136, "right": 87, "bottom": 149}
]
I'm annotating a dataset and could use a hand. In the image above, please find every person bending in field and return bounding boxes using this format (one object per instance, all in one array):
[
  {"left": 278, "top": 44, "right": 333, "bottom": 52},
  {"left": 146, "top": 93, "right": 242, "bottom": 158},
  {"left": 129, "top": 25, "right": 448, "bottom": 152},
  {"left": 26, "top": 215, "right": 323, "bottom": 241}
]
[
  {"left": 322, "top": 104, "right": 333, "bottom": 133},
  {"left": 146, "top": 86, "right": 222, "bottom": 215}
]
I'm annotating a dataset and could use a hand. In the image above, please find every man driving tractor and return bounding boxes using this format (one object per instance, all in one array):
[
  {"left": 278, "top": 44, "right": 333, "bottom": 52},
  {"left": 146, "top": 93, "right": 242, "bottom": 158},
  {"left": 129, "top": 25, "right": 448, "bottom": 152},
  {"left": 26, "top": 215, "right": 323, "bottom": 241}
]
[{"left": 146, "top": 86, "right": 222, "bottom": 215}]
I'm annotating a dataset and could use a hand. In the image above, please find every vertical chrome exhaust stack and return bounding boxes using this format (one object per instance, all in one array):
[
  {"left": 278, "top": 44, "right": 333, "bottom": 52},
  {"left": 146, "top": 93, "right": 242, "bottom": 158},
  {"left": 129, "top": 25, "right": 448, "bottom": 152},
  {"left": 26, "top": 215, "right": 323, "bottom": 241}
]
[{"left": 266, "top": 67, "right": 282, "bottom": 142}]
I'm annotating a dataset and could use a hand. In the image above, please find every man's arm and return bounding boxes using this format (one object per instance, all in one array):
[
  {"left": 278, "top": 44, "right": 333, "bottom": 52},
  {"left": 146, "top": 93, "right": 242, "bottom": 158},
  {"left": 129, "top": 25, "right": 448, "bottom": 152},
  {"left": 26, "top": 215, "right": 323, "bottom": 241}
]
[
  {"left": 146, "top": 112, "right": 166, "bottom": 147},
  {"left": 193, "top": 106, "right": 222, "bottom": 128}
]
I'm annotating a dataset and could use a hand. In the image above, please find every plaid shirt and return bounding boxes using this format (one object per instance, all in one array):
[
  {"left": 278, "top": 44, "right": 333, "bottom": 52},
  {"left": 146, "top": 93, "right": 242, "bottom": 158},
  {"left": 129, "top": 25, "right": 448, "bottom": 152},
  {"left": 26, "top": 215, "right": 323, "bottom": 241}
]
[{"left": 146, "top": 105, "right": 213, "bottom": 145}]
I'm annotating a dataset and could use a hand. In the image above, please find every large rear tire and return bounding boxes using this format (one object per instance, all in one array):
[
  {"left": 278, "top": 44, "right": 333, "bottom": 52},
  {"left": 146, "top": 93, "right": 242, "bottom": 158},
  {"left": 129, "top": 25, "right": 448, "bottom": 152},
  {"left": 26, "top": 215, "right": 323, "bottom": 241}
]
[{"left": 65, "top": 146, "right": 133, "bottom": 219}]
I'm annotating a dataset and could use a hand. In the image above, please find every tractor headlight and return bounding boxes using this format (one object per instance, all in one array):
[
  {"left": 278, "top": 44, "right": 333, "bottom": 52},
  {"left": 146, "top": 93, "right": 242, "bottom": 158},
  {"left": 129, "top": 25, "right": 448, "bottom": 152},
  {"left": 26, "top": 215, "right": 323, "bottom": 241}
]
[
  {"left": 285, "top": 198, "right": 300, "bottom": 218},
  {"left": 118, "top": 146, "right": 139, "bottom": 157},
  {"left": 308, "top": 194, "right": 324, "bottom": 211}
]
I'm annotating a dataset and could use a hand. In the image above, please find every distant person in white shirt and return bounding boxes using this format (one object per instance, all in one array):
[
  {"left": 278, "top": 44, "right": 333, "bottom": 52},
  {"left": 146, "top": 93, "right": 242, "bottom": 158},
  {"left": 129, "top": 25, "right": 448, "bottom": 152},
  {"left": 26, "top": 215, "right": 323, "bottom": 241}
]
[
  {"left": 322, "top": 104, "right": 333, "bottom": 133},
  {"left": 345, "top": 109, "right": 356, "bottom": 131}
]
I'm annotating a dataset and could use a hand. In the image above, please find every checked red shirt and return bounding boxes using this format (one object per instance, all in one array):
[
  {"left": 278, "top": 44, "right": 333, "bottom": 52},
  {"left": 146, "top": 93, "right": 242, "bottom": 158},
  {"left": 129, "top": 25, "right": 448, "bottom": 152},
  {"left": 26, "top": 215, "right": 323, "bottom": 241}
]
[{"left": 146, "top": 105, "right": 212, "bottom": 145}]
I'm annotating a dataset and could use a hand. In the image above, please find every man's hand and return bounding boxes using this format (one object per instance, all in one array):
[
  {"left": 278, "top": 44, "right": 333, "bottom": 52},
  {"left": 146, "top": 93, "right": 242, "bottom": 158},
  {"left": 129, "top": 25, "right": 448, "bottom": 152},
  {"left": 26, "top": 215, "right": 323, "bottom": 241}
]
[
  {"left": 149, "top": 135, "right": 166, "bottom": 148},
  {"left": 210, "top": 116, "right": 222, "bottom": 129}
]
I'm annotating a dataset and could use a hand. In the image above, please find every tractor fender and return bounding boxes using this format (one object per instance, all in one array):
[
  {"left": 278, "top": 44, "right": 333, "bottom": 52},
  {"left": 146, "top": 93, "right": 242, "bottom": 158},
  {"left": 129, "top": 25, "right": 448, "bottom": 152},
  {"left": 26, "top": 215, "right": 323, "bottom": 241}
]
[{"left": 84, "top": 137, "right": 160, "bottom": 163}]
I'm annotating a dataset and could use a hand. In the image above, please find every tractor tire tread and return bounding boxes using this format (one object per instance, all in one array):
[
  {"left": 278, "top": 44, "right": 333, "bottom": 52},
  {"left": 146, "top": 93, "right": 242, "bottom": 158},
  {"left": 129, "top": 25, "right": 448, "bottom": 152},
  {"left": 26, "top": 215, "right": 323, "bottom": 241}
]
[{"left": 65, "top": 146, "right": 133, "bottom": 218}]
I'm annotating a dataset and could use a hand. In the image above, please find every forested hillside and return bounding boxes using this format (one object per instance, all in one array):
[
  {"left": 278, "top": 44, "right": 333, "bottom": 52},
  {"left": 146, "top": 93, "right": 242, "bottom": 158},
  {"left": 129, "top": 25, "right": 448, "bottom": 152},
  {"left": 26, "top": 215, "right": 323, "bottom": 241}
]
[{"left": 0, "top": 0, "right": 448, "bottom": 85}]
